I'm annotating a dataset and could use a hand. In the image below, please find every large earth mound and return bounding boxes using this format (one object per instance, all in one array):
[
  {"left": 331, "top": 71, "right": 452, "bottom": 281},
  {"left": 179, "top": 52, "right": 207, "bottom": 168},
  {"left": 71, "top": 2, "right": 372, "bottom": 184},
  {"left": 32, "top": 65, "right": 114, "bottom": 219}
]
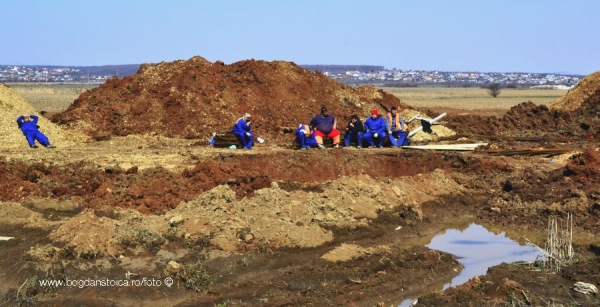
[
  {"left": 549, "top": 70, "right": 600, "bottom": 111},
  {"left": 0, "top": 83, "right": 87, "bottom": 148},
  {"left": 52, "top": 56, "right": 408, "bottom": 143}
]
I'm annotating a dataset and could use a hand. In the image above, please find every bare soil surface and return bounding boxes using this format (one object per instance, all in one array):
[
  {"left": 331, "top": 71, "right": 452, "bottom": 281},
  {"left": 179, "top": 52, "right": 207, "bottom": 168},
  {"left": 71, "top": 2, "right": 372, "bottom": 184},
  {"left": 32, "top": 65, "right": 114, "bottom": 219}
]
[{"left": 0, "top": 61, "right": 599, "bottom": 307}]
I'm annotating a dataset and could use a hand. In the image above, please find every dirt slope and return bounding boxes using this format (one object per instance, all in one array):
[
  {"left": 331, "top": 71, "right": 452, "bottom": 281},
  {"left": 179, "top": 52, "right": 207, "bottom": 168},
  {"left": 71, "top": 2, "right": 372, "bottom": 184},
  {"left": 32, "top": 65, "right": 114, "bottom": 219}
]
[
  {"left": 445, "top": 99, "right": 598, "bottom": 140},
  {"left": 0, "top": 83, "right": 87, "bottom": 148},
  {"left": 549, "top": 70, "right": 600, "bottom": 111},
  {"left": 435, "top": 71, "right": 599, "bottom": 140},
  {"left": 51, "top": 57, "right": 408, "bottom": 143}
]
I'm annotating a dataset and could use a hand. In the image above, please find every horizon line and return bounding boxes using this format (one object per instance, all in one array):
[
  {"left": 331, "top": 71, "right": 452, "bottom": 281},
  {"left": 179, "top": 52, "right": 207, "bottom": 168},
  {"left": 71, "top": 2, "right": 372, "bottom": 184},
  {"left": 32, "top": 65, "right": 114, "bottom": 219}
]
[{"left": 0, "top": 63, "right": 586, "bottom": 76}]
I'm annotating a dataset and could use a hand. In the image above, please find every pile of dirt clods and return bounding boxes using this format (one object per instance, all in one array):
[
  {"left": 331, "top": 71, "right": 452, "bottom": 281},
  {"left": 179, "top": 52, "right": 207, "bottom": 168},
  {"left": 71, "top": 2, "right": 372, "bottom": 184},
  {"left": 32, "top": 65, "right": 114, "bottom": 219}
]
[
  {"left": 444, "top": 71, "right": 600, "bottom": 140},
  {"left": 52, "top": 56, "right": 408, "bottom": 143}
]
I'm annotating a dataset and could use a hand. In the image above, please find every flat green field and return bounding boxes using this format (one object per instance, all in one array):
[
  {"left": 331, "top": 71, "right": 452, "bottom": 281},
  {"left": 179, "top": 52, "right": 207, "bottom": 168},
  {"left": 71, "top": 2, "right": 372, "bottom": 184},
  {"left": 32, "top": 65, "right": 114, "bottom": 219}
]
[{"left": 380, "top": 87, "right": 567, "bottom": 111}]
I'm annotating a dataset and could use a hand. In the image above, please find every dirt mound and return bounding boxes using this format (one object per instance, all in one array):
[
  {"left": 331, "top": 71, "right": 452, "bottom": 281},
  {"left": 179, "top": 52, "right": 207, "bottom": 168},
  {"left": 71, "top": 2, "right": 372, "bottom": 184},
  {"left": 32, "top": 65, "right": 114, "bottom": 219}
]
[
  {"left": 0, "top": 83, "right": 87, "bottom": 148},
  {"left": 549, "top": 70, "right": 600, "bottom": 111},
  {"left": 445, "top": 102, "right": 570, "bottom": 135},
  {"left": 564, "top": 147, "right": 600, "bottom": 185},
  {"left": 446, "top": 101, "right": 598, "bottom": 139},
  {"left": 442, "top": 72, "right": 600, "bottom": 139},
  {"left": 41, "top": 170, "right": 463, "bottom": 258},
  {"left": 0, "top": 202, "right": 48, "bottom": 228},
  {"left": 51, "top": 56, "right": 408, "bottom": 143}
]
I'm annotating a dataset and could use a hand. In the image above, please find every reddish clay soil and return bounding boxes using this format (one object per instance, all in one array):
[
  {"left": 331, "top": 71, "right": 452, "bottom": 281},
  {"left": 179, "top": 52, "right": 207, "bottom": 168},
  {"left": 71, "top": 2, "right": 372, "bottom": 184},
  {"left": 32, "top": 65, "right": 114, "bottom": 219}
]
[
  {"left": 0, "top": 151, "right": 450, "bottom": 215},
  {"left": 443, "top": 71, "right": 600, "bottom": 142},
  {"left": 1, "top": 60, "right": 599, "bottom": 307},
  {"left": 443, "top": 101, "right": 599, "bottom": 140},
  {"left": 51, "top": 57, "right": 408, "bottom": 143}
]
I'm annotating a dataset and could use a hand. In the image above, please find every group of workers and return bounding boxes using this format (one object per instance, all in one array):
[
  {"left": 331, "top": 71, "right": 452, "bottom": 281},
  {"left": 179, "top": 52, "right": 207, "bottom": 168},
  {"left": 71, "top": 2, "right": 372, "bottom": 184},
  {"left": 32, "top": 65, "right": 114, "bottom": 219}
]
[
  {"left": 17, "top": 108, "right": 409, "bottom": 151},
  {"left": 295, "top": 106, "right": 410, "bottom": 149},
  {"left": 231, "top": 106, "right": 410, "bottom": 150}
]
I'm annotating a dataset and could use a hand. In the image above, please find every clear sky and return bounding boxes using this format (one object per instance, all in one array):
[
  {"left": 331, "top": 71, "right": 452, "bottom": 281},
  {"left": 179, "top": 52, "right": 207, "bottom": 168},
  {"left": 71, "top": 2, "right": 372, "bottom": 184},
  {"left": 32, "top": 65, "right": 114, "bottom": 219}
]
[{"left": 3, "top": 0, "right": 599, "bottom": 75}]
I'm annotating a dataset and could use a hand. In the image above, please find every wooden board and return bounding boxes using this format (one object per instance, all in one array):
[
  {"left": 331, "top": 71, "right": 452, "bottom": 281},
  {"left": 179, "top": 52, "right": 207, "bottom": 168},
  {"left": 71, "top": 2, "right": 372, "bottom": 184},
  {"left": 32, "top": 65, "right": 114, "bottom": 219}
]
[
  {"left": 401, "top": 143, "right": 488, "bottom": 151},
  {"left": 213, "top": 132, "right": 242, "bottom": 148},
  {"left": 484, "top": 148, "right": 573, "bottom": 156}
]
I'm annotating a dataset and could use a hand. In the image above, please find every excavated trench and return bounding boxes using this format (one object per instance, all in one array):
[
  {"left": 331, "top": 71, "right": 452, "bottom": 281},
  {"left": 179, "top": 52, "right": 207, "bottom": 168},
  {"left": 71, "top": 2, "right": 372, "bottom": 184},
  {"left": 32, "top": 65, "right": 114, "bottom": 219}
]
[
  {"left": 1, "top": 146, "right": 599, "bottom": 306},
  {"left": 0, "top": 150, "right": 457, "bottom": 214}
]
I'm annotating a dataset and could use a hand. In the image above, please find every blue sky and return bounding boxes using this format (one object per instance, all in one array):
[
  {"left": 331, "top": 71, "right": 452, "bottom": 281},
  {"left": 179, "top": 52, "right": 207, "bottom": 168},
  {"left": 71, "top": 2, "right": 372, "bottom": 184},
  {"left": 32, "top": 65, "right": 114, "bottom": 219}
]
[{"left": 3, "top": 0, "right": 599, "bottom": 75}]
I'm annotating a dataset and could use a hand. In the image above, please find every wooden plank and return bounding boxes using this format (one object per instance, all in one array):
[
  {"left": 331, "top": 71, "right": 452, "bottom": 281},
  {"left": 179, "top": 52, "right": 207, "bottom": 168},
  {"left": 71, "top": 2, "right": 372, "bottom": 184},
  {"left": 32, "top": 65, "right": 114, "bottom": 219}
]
[
  {"left": 444, "top": 134, "right": 573, "bottom": 143},
  {"left": 401, "top": 143, "right": 488, "bottom": 151},
  {"left": 484, "top": 148, "right": 572, "bottom": 156},
  {"left": 213, "top": 132, "right": 242, "bottom": 148}
]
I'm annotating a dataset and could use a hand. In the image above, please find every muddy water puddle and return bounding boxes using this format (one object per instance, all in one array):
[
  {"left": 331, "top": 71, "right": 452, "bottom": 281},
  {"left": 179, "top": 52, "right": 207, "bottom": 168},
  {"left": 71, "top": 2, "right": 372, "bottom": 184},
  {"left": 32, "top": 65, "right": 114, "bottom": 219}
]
[{"left": 400, "top": 223, "right": 542, "bottom": 306}]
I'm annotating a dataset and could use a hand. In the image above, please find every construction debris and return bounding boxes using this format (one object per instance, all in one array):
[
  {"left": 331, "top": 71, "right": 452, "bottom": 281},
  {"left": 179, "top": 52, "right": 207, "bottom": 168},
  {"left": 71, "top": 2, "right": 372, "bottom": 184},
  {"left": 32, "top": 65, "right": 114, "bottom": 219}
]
[
  {"left": 407, "top": 112, "right": 447, "bottom": 137},
  {"left": 573, "top": 282, "right": 598, "bottom": 295}
]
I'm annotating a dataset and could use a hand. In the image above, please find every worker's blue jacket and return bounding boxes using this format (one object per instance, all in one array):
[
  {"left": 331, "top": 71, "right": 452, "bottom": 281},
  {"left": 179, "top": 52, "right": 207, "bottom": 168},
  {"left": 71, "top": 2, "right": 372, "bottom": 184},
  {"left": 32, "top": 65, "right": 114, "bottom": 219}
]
[
  {"left": 17, "top": 115, "right": 40, "bottom": 132},
  {"left": 363, "top": 116, "right": 386, "bottom": 135},
  {"left": 232, "top": 118, "right": 251, "bottom": 135}
]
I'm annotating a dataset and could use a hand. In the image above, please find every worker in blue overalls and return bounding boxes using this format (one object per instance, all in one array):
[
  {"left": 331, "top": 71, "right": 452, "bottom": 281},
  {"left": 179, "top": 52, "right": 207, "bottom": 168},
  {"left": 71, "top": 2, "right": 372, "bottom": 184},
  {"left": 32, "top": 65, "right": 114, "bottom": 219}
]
[{"left": 17, "top": 114, "right": 56, "bottom": 148}]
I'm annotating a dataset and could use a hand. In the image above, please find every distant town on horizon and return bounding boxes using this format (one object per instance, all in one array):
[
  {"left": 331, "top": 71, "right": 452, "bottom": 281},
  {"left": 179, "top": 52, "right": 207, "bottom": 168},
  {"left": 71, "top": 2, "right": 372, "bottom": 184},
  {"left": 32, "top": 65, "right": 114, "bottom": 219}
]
[{"left": 0, "top": 64, "right": 583, "bottom": 88}]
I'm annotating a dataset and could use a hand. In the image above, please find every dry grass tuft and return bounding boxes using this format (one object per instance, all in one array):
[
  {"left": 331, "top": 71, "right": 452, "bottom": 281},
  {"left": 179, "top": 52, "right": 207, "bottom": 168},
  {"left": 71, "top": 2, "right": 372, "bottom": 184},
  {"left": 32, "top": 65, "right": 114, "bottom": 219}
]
[{"left": 527, "top": 213, "right": 574, "bottom": 272}]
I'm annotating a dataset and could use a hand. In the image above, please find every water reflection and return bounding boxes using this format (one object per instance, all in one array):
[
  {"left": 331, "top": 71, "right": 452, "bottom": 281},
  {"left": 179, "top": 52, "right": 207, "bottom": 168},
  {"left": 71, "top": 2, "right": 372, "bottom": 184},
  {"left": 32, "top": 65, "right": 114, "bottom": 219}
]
[{"left": 400, "top": 223, "right": 541, "bottom": 306}]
